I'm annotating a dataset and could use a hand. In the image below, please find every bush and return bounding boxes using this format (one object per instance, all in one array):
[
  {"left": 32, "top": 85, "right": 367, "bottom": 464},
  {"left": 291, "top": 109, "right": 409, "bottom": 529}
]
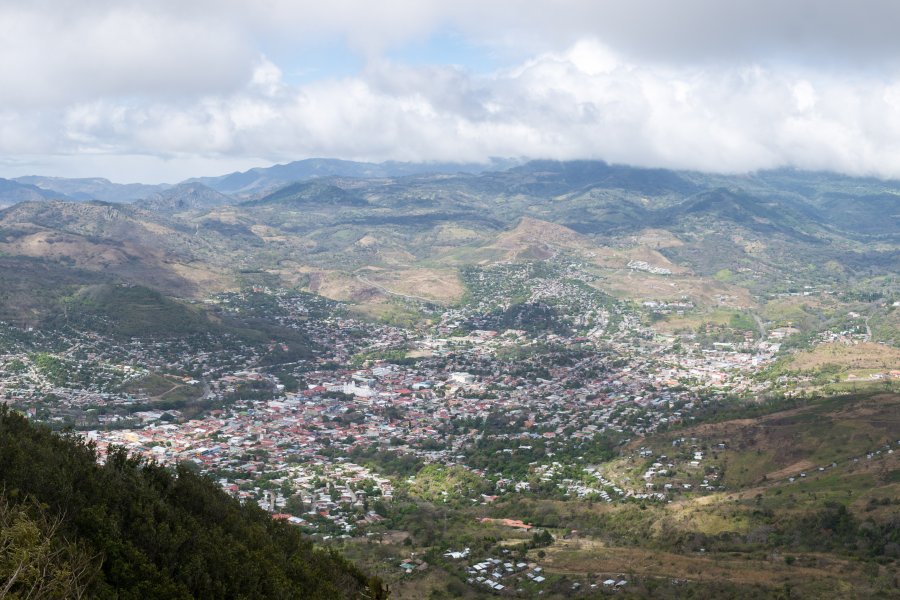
[{"left": 0, "top": 407, "right": 384, "bottom": 599}]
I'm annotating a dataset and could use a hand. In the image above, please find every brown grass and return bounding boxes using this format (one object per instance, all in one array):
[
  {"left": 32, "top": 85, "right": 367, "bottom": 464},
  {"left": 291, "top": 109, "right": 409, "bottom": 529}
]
[
  {"left": 787, "top": 342, "right": 900, "bottom": 372},
  {"left": 306, "top": 270, "right": 387, "bottom": 303},
  {"left": 535, "top": 541, "right": 866, "bottom": 590},
  {"left": 594, "top": 271, "right": 755, "bottom": 309},
  {"left": 357, "top": 267, "right": 465, "bottom": 303},
  {"left": 765, "top": 460, "right": 817, "bottom": 481}
]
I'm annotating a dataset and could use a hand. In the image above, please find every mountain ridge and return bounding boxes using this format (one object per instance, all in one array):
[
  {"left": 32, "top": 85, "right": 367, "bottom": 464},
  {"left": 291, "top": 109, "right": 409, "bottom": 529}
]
[
  {"left": 189, "top": 157, "right": 521, "bottom": 198},
  {"left": 0, "top": 159, "right": 896, "bottom": 324}
]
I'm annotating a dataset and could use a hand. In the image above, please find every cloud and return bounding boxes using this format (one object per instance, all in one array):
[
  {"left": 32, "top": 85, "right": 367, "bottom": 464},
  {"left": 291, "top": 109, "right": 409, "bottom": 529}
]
[
  {"left": 8, "top": 39, "right": 893, "bottom": 181},
  {"left": 212, "top": 0, "right": 900, "bottom": 66},
  {"left": 5, "top": 2, "right": 900, "bottom": 180},
  {"left": 6, "top": 1, "right": 900, "bottom": 107},
  {"left": 0, "top": 2, "right": 254, "bottom": 108}
]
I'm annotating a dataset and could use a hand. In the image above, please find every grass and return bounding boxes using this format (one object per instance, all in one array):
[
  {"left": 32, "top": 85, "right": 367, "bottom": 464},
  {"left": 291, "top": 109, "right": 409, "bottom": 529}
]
[
  {"left": 332, "top": 393, "right": 900, "bottom": 599},
  {"left": 709, "top": 395, "right": 900, "bottom": 487},
  {"left": 786, "top": 342, "right": 900, "bottom": 372},
  {"left": 653, "top": 308, "right": 747, "bottom": 333},
  {"left": 122, "top": 373, "right": 202, "bottom": 403},
  {"left": 356, "top": 267, "right": 465, "bottom": 303},
  {"left": 761, "top": 471, "right": 881, "bottom": 509},
  {"left": 759, "top": 296, "right": 824, "bottom": 327},
  {"left": 667, "top": 507, "right": 752, "bottom": 536},
  {"left": 533, "top": 541, "right": 872, "bottom": 597},
  {"left": 713, "top": 268, "right": 734, "bottom": 282},
  {"left": 350, "top": 300, "right": 427, "bottom": 328},
  {"left": 597, "top": 271, "right": 755, "bottom": 309}
]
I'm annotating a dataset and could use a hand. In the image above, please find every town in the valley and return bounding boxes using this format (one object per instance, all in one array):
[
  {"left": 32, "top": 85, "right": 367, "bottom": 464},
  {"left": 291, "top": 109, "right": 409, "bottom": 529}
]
[{"left": 1, "top": 259, "right": 896, "bottom": 593}]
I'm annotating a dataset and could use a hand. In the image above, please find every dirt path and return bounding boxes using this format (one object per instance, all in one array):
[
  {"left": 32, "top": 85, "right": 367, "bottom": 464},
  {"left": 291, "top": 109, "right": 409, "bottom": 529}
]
[
  {"left": 355, "top": 273, "right": 437, "bottom": 304},
  {"left": 154, "top": 383, "right": 186, "bottom": 400},
  {"left": 751, "top": 312, "right": 767, "bottom": 342}
]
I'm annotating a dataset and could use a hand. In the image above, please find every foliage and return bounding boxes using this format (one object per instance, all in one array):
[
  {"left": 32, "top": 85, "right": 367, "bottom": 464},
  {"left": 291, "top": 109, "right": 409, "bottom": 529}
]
[
  {"left": 56, "top": 284, "right": 217, "bottom": 339},
  {"left": 0, "top": 497, "right": 97, "bottom": 599},
  {"left": 409, "top": 465, "right": 491, "bottom": 504},
  {"left": 348, "top": 445, "right": 424, "bottom": 478},
  {"left": 0, "top": 407, "right": 385, "bottom": 599}
]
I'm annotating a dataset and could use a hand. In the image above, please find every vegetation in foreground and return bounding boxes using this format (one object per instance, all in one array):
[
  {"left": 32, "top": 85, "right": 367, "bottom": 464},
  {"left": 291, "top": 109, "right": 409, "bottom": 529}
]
[{"left": 0, "top": 406, "right": 387, "bottom": 599}]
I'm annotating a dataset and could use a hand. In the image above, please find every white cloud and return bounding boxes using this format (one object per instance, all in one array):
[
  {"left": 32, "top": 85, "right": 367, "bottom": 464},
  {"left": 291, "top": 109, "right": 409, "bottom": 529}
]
[
  {"left": 19, "top": 40, "right": 899, "bottom": 181},
  {"left": 6, "top": 2, "right": 900, "bottom": 180},
  {"left": 222, "top": 0, "right": 900, "bottom": 67},
  {"left": 0, "top": 2, "right": 254, "bottom": 108}
]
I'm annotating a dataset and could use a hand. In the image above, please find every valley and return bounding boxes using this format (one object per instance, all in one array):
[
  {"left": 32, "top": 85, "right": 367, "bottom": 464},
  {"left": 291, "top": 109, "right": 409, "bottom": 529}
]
[{"left": 0, "top": 160, "right": 897, "bottom": 598}]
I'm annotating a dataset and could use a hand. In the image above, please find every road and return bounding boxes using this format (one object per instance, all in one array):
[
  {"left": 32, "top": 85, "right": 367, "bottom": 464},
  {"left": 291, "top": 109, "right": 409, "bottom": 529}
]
[
  {"left": 751, "top": 313, "right": 767, "bottom": 343},
  {"left": 355, "top": 273, "right": 437, "bottom": 304}
]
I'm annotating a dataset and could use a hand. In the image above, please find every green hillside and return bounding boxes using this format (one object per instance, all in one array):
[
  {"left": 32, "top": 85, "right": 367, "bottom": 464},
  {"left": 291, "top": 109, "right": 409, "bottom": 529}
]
[
  {"left": 0, "top": 407, "right": 387, "bottom": 599},
  {"left": 56, "top": 284, "right": 218, "bottom": 338}
]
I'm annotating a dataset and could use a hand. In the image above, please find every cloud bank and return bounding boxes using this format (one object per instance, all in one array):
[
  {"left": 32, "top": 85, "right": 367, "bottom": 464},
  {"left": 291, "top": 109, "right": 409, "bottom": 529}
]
[{"left": 4, "top": 1, "right": 900, "bottom": 181}]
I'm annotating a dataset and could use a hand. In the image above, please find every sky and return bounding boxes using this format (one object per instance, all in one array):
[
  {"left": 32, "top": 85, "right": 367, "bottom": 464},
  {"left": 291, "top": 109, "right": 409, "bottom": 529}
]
[{"left": 4, "top": 0, "right": 900, "bottom": 183}]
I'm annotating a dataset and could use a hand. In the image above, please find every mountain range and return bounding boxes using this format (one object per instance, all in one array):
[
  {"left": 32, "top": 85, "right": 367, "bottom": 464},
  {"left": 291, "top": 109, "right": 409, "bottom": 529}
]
[
  {"left": 3, "top": 157, "right": 520, "bottom": 205},
  {"left": 0, "top": 158, "right": 897, "bottom": 599},
  {"left": 0, "top": 158, "right": 896, "bottom": 326}
]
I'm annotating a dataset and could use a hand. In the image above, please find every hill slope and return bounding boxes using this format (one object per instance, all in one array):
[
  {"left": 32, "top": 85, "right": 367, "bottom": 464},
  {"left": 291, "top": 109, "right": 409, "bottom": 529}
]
[
  {"left": 0, "top": 407, "right": 387, "bottom": 599},
  {"left": 245, "top": 180, "right": 369, "bottom": 208},
  {"left": 189, "top": 157, "right": 517, "bottom": 197},
  {"left": 0, "top": 177, "right": 74, "bottom": 206},
  {"left": 0, "top": 201, "right": 237, "bottom": 309},
  {"left": 135, "top": 182, "right": 235, "bottom": 213},
  {"left": 1, "top": 160, "right": 897, "bottom": 321},
  {"left": 13, "top": 176, "right": 167, "bottom": 203}
]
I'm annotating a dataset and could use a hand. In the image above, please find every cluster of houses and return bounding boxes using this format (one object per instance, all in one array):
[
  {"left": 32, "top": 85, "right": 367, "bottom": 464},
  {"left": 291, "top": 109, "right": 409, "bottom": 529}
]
[
  {"left": 1, "top": 270, "right": 858, "bottom": 542},
  {"left": 463, "top": 556, "right": 545, "bottom": 591},
  {"left": 1, "top": 278, "right": 796, "bottom": 521}
]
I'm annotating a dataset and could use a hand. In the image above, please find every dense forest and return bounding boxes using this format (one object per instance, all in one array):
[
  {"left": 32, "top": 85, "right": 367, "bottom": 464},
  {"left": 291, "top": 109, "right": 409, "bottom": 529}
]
[{"left": 0, "top": 406, "right": 387, "bottom": 599}]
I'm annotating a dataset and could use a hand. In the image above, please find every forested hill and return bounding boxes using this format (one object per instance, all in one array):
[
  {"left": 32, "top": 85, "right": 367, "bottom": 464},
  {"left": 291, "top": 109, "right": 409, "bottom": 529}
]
[{"left": 0, "top": 407, "right": 387, "bottom": 599}]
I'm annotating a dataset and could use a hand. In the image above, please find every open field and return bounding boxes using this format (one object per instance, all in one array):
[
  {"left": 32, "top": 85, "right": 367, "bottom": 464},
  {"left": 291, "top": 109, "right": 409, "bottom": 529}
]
[
  {"left": 534, "top": 540, "right": 879, "bottom": 598},
  {"left": 785, "top": 342, "right": 900, "bottom": 373},
  {"left": 121, "top": 373, "right": 203, "bottom": 402},
  {"left": 594, "top": 270, "right": 755, "bottom": 308},
  {"left": 652, "top": 308, "right": 751, "bottom": 333},
  {"left": 356, "top": 267, "right": 465, "bottom": 304}
]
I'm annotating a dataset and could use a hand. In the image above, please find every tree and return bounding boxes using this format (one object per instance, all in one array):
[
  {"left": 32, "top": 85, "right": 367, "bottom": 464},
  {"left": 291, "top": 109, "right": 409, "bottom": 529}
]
[
  {"left": 531, "top": 529, "right": 554, "bottom": 548},
  {"left": 0, "top": 499, "right": 97, "bottom": 599},
  {"left": 0, "top": 406, "right": 382, "bottom": 599},
  {"left": 285, "top": 494, "right": 305, "bottom": 516}
]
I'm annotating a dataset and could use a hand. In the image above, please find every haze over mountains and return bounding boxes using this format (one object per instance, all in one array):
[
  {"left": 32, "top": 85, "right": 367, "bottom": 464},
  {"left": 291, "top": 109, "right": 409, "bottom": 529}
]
[
  {"left": 2, "top": 158, "right": 897, "bottom": 256},
  {"left": 0, "top": 158, "right": 521, "bottom": 206},
  {"left": 0, "top": 157, "right": 896, "bottom": 330},
  {"left": 6, "top": 156, "right": 900, "bottom": 221},
  {"left": 0, "top": 159, "right": 900, "bottom": 290}
]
